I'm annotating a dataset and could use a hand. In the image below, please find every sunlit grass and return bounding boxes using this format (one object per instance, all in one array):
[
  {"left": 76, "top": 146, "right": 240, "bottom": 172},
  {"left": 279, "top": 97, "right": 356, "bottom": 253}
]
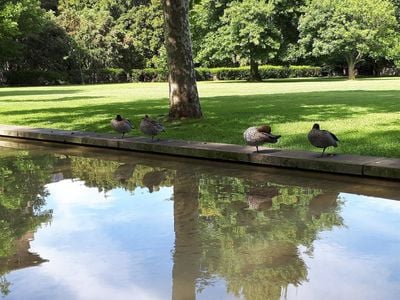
[{"left": 0, "top": 77, "right": 399, "bottom": 157}]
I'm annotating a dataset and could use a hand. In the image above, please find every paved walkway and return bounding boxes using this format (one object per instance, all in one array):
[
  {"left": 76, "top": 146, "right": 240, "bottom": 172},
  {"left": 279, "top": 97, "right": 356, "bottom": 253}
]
[{"left": 0, "top": 124, "right": 399, "bottom": 180}]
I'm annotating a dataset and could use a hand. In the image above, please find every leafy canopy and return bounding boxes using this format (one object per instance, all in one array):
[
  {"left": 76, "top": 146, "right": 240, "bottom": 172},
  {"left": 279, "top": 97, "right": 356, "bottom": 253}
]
[{"left": 298, "top": 0, "right": 399, "bottom": 65}]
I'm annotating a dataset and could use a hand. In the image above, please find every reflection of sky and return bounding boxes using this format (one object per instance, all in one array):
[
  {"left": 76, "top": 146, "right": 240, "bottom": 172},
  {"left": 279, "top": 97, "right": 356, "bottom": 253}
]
[
  {"left": 287, "top": 193, "right": 400, "bottom": 300},
  {"left": 4, "top": 180, "right": 400, "bottom": 300},
  {"left": 6, "top": 179, "right": 175, "bottom": 300}
]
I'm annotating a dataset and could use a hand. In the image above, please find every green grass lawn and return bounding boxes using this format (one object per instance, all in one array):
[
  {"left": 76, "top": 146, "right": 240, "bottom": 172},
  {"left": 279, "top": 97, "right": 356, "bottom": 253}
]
[{"left": 0, "top": 77, "right": 399, "bottom": 158}]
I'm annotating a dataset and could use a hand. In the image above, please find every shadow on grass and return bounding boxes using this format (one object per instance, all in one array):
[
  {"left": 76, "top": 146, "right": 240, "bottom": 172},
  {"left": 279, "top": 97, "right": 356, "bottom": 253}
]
[
  {"left": 0, "top": 89, "right": 83, "bottom": 97},
  {"left": 1, "top": 89, "right": 399, "bottom": 157},
  {"left": 1, "top": 96, "right": 100, "bottom": 103}
]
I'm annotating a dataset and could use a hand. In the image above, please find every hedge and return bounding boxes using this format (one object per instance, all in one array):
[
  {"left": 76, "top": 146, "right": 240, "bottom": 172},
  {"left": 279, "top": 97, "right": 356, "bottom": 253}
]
[
  {"left": 2, "top": 65, "right": 322, "bottom": 86},
  {"left": 5, "top": 70, "right": 68, "bottom": 85},
  {"left": 210, "top": 65, "right": 322, "bottom": 80},
  {"left": 130, "top": 65, "right": 321, "bottom": 82},
  {"left": 131, "top": 68, "right": 168, "bottom": 82}
]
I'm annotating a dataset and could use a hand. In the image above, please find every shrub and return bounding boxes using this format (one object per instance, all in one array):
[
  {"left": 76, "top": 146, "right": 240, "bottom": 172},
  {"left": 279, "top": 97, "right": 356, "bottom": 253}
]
[
  {"left": 209, "top": 66, "right": 249, "bottom": 80},
  {"left": 99, "top": 68, "right": 127, "bottom": 83},
  {"left": 131, "top": 68, "right": 168, "bottom": 82},
  {"left": 130, "top": 65, "right": 322, "bottom": 82},
  {"left": 209, "top": 65, "right": 322, "bottom": 80},
  {"left": 195, "top": 67, "right": 212, "bottom": 81},
  {"left": 5, "top": 70, "right": 68, "bottom": 86}
]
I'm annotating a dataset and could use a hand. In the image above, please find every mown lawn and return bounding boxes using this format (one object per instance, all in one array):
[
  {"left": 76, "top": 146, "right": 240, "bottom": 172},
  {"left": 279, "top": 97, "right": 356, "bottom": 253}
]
[{"left": 0, "top": 77, "right": 399, "bottom": 157}]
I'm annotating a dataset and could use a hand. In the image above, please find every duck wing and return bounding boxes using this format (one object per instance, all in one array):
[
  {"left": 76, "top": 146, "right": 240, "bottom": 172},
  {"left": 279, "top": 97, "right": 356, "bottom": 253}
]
[{"left": 322, "top": 130, "right": 339, "bottom": 142}]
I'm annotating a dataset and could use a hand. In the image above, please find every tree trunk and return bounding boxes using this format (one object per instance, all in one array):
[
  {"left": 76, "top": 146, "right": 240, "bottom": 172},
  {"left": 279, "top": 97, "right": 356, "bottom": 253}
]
[
  {"left": 345, "top": 53, "right": 362, "bottom": 80},
  {"left": 162, "top": 0, "right": 202, "bottom": 119},
  {"left": 249, "top": 58, "right": 261, "bottom": 81},
  {"left": 347, "top": 60, "right": 356, "bottom": 80}
]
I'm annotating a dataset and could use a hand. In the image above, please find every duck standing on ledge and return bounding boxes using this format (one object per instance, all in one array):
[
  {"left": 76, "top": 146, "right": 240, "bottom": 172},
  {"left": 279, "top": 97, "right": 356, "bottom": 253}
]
[
  {"left": 307, "top": 123, "right": 339, "bottom": 157},
  {"left": 111, "top": 114, "right": 134, "bottom": 138},
  {"left": 243, "top": 125, "right": 281, "bottom": 153},
  {"left": 140, "top": 115, "right": 165, "bottom": 141}
]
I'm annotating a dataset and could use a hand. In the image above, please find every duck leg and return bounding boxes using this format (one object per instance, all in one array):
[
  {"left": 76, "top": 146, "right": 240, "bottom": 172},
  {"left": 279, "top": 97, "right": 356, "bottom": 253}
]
[
  {"left": 121, "top": 133, "right": 125, "bottom": 139},
  {"left": 321, "top": 147, "right": 326, "bottom": 157},
  {"left": 256, "top": 145, "right": 259, "bottom": 153}
]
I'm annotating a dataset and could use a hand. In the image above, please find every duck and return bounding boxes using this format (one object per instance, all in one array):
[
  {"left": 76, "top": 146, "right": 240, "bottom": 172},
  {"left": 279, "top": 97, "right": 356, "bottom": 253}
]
[
  {"left": 111, "top": 115, "right": 134, "bottom": 138},
  {"left": 140, "top": 115, "right": 165, "bottom": 141},
  {"left": 307, "top": 123, "right": 339, "bottom": 157},
  {"left": 243, "top": 125, "right": 281, "bottom": 153}
]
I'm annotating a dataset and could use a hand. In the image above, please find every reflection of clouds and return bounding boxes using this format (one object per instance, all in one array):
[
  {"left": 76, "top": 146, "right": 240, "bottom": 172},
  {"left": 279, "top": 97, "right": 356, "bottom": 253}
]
[
  {"left": 287, "top": 242, "right": 400, "bottom": 300},
  {"left": 46, "top": 179, "right": 115, "bottom": 207},
  {"left": 26, "top": 180, "right": 175, "bottom": 300},
  {"left": 34, "top": 246, "right": 161, "bottom": 300},
  {"left": 287, "top": 193, "right": 400, "bottom": 300}
]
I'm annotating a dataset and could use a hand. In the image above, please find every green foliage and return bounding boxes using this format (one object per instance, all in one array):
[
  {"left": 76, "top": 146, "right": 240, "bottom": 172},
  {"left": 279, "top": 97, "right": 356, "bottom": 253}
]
[
  {"left": 197, "top": 174, "right": 343, "bottom": 299},
  {"left": 131, "top": 68, "right": 168, "bottom": 82},
  {"left": 298, "top": 0, "right": 399, "bottom": 79},
  {"left": 0, "top": 0, "right": 46, "bottom": 62},
  {"left": 210, "top": 65, "right": 321, "bottom": 80},
  {"left": 0, "top": 152, "right": 53, "bottom": 260},
  {"left": 69, "top": 156, "right": 174, "bottom": 192},
  {"left": 195, "top": 0, "right": 282, "bottom": 69},
  {"left": 195, "top": 67, "right": 213, "bottom": 81},
  {"left": 5, "top": 70, "right": 67, "bottom": 86},
  {"left": 55, "top": 0, "right": 164, "bottom": 83}
]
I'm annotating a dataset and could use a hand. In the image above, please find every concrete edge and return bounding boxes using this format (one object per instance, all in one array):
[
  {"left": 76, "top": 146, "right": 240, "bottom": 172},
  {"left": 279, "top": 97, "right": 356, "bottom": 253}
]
[{"left": 0, "top": 124, "right": 399, "bottom": 180}]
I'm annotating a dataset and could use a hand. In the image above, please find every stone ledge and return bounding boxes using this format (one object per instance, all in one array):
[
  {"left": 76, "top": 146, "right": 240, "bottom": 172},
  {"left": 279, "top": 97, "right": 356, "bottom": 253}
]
[{"left": 0, "top": 124, "right": 399, "bottom": 180}]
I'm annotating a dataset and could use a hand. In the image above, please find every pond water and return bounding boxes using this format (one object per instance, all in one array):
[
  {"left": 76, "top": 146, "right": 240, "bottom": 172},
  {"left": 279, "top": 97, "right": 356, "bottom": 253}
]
[{"left": 0, "top": 138, "right": 399, "bottom": 300}]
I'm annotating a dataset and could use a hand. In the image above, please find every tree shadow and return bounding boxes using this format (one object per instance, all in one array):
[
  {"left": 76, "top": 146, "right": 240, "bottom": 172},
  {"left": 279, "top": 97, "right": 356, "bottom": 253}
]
[
  {"left": 1, "top": 96, "right": 100, "bottom": 103},
  {"left": 0, "top": 89, "right": 399, "bottom": 157},
  {"left": 0, "top": 89, "right": 83, "bottom": 97}
]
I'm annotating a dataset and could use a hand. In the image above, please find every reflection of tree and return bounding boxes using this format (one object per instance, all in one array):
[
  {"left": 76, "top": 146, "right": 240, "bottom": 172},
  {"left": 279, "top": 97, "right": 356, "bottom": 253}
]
[
  {"left": 172, "top": 172, "right": 201, "bottom": 300},
  {"left": 0, "top": 152, "right": 54, "bottom": 296},
  {"left": 196, "top": 175, "right": 343, "bottom": 300},
  {"left": 69, "top": 157, "right": 174, "bottom": 193}
]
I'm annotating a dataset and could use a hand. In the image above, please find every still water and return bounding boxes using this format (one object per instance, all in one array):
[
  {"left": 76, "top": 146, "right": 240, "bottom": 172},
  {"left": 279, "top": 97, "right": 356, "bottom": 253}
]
[{"left": 0, "top": 139, "right": 399, "bottom": 300}]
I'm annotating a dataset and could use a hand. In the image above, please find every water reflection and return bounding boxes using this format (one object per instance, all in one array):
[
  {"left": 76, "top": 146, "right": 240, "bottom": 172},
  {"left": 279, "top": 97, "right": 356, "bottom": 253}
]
[
  {"left": 0, "top": 140, "right": 399, "bottom": 299},
  {"left": 0, "top": 151, "right": 53, "bottom": 296}
]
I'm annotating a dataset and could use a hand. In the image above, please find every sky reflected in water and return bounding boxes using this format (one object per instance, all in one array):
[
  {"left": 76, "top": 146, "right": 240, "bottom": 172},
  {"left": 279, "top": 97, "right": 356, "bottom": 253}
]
[{"left": 0, "top": 140, "right": 399, "bottom": 300}]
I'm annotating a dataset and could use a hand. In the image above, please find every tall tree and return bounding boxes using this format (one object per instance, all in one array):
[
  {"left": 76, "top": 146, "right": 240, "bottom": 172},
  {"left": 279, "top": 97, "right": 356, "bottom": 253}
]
[
  {"left": 194, "top": 0, "right": 282, "bottom": 80},
  {"left": 162, "top": 0, "right": 202, "bottom": 119},
  {"left": 298, "top": 0, "right": 399, "bottom": 79},
  {"left": 0, "top": 0, "right": 45, "bottom": 72}
]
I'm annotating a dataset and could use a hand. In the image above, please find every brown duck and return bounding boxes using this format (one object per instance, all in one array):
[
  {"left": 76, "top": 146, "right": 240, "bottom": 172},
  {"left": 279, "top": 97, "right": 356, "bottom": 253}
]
[
  {"left": 140, "top": 115, "right": 165, "bottom": 141},
  {"left": 307, "top": 123, "right": 339, "bottom": 157},
  {"left": 111, "top": 115, "right": 134, "bottom": 138},
  {"left": 243, "top": 125, "right": 281, "bottom": 153}
]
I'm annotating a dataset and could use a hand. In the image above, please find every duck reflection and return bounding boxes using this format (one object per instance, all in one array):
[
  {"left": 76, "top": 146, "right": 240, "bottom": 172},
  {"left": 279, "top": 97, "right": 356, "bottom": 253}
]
[
  {"left": 247, "top": 186, "right": 279, "bottom": 210},
  {"left": 113, "top": 163, "right": 136, "bottom": 184},
  {"left": 142, "top": 169, "right": 167, "bottom": 193}
]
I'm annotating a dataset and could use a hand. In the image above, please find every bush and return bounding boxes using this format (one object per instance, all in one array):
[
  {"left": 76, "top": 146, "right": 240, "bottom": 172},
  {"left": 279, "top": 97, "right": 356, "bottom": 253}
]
[
  {"left": 99, "top": 68, "right": 127, "bottom": 83},
  {"left": 131, "top": 68, "right": 168, "bottom": 82},
  {"left": 195, "top": 67, "right": 212, "bottom": 81},
  {"left": 289, "top": 65, "right": 321, "bottom": 77},
  {"left": 209, "top": 65, "right": 322, "bottom": 80},
  {"left": 5, "top": 70, "right": 68, "bottom": 86},
  {"left": 130, "top": 65, "right": 322, "bottom": 82},
  {"left": 210, "top": 66, "right": 250, "bottom": 80}
]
